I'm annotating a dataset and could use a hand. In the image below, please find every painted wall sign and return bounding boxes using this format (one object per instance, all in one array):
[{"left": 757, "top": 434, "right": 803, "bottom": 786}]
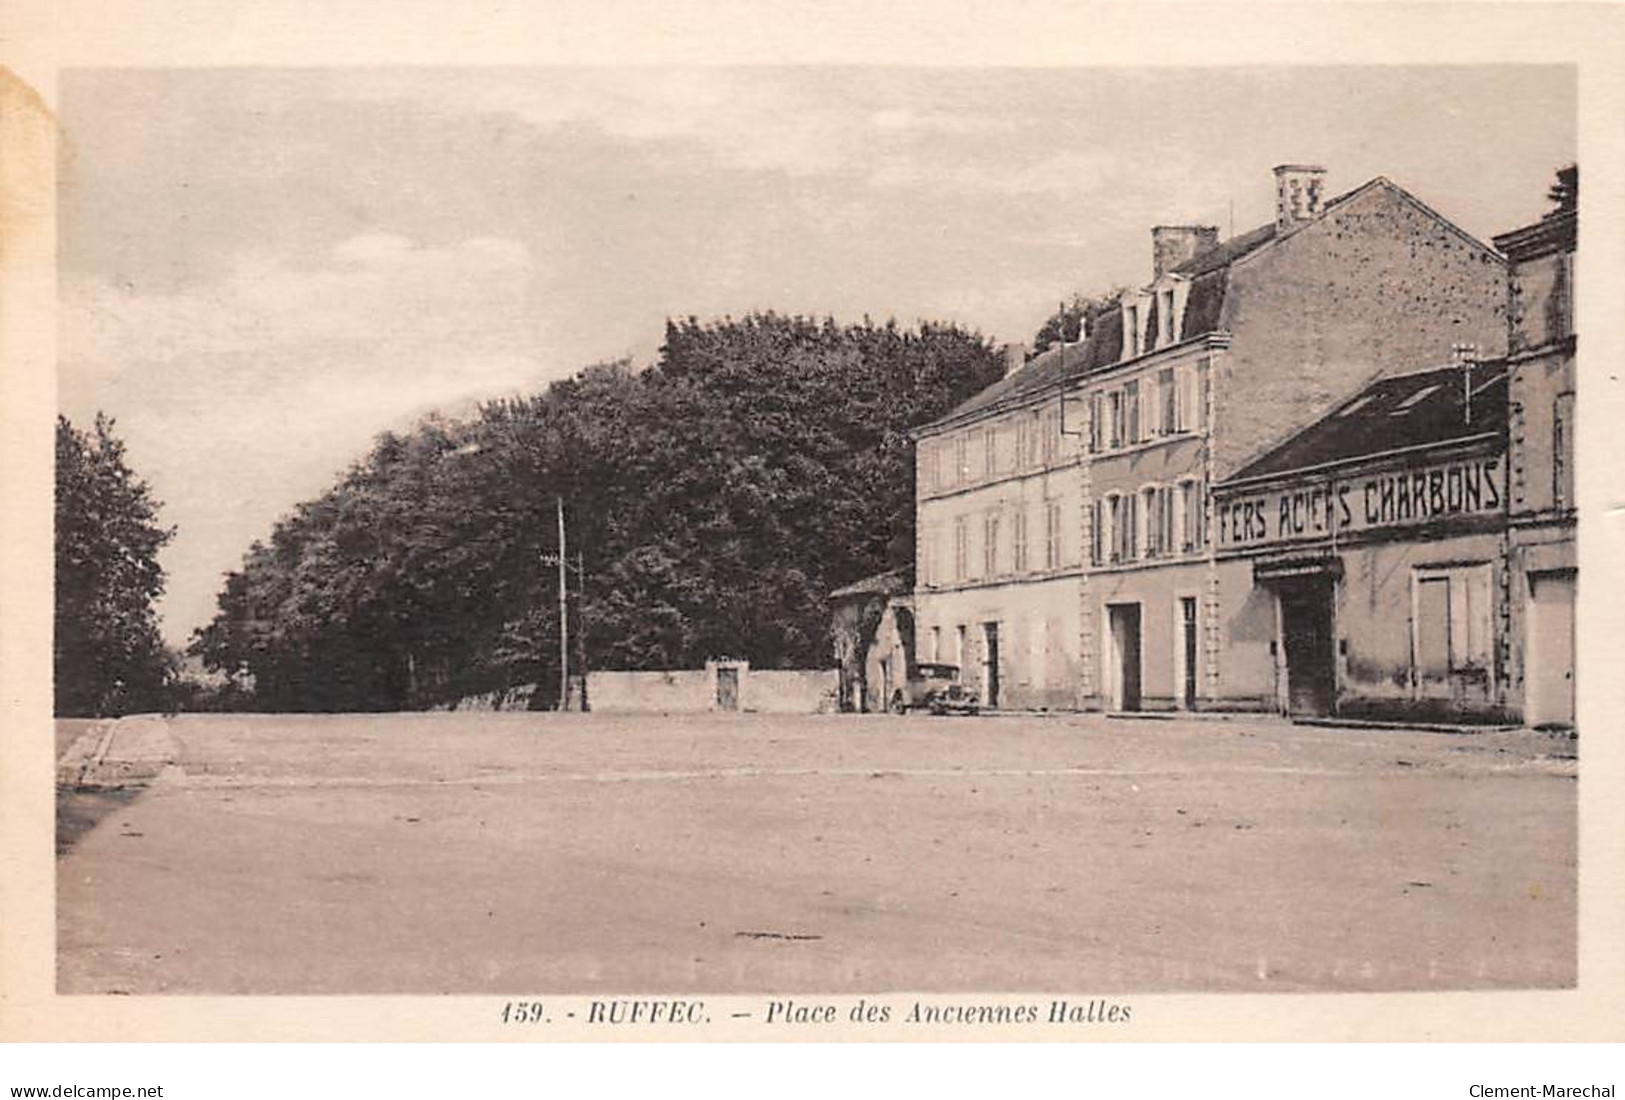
[{"left": 1216, "top": 453, "right": 1504, "bottom": 551}]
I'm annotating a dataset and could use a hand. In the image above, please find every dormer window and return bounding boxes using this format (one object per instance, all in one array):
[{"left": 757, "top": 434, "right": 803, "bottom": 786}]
[
  {"left": 1390, "top": 384, "right": 1444, "bottom": 416},
  {"left": 1124, "top": 302, "right": 1141, "bottom": 358},
  {"left": 1159, "top": 287, "right": 1177, "bottom": 345}
]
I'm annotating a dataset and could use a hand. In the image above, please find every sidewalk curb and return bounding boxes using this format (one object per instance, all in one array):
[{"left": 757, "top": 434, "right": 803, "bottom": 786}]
[{"left": 1292, "top": 717, "right": 1531, "bottom": 736}]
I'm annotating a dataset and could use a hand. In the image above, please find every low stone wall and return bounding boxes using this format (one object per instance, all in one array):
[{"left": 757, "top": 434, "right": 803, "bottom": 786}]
[
  {"left": 586, "top": 670, "right": 713, "bottom": 713},
  {"left": 587, "top": 667, "right": 837, "bottom": 714},
  {"left": 744, "top": 669, "right": 838, "bottom": 714}
]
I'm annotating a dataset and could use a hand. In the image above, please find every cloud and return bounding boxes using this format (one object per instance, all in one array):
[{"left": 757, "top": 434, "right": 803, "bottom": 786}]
[
  {"left": 59, "top": 232, "right": 553, "bottom": 644},
  {"left": 66, "top": 233, "right": 539, "bottom": 369},
  {"left": 869, "top": 148, "right": 1123, "bottom": 196},
  {"left": 328, "top": 69, "right": 1015, "bottom": 181}
]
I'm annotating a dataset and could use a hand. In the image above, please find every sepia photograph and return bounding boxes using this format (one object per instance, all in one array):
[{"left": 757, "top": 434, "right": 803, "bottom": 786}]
[{"left": 41, "top": 59, "right": 1587, "bottom": 1007}]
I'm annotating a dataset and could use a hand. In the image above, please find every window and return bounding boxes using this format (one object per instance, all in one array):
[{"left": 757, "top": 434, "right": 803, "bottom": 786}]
[
  {"left": 1554, "top": 393, "right": 1574, "bottom": 510},
  {"left": 1390, "top": 384, "right": 1444, "bottom": 415},
  {"left": 929, "top": 626, "right": 942, "bottom": 662},
  {"left": 983, "top": 512, "right": 1000, "bottom": 577},
  {"left": 1195, "top": 358, "right": 1210, "bottom": 430},
  {"left": 1045, "top": 501, "right": 1063, "bottom": 569},
  {"left": 921, "top": 530, "right": 935, "bottom": 587},
  {"left": 1125, "top": 303, "right": 1141, "bottom": 358},
  {"left": 1013, "top": 510, "right": 1029, "bottom": 573},
  {"left": 1176, "top": 365, "right": 1196, "bottom": 432},
  {"left": 953, "top": 518, "right": 968, "bottom": 581},
  {"left": 1088, "top": 393, "right": 1103, "bottom": 454},
  {"left": 1015, "top": 418, "right": 1030, "bottom": 471},
  {"left": 984, "top": 425, "right": 997, "bottom": 478},
  {"left": 1042, "top": 407, "right": 1060, "bottom": 464},
  {"left": 1090, "top": 499, "right": 1104, "bottom": 566},
  {"left": 1159, "top": 288, "right": 1177, "bottom": 345},
  {"left": 1179, "top": 478, "right": 1204, "bottom": 552},
  {"left": 1108, "top": 391, "right": 1124, "bottom": 449},
  {"left": 1413, "top": 564, "right": 1494, "bottom": 677},
  {"left": 1553, "top": 251, "right": 1574, "bottom": 340},
  {"left": 1144, "top": 485, "right": 1175, "bottom": 557},
  {"left": 953, "top": 434, "right": 968, "bottom": 486},
  {"left": 1337, "top": 394, "right": 1379, "bottom": 419},
  {"left": 1158, "top": 367, "right": 1177, "bottom": 436},
  {"left": 1124, "top": 380, "right": 1140, "bottom": 444},
  {"left": 1107, "top": 492, "right": 1137, "bottom": 563}
]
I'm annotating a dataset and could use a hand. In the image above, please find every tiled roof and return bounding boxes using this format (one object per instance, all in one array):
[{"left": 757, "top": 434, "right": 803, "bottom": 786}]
[
  {"left": 829, "top": 567, "right": 912, "bottom": 601},
  {"left": 928, "top": 177, "right": 1451, "bottom": 432},
  {"left": 1172, "top": 221, "right": 1278, "bottom": 278},
  {"left": 930, "top": 307, "right": 1123, "bottom": 425},
  {"left": 1227, "top": 363, "right": 1509, "bottom": 483},
  {"left": 932, "top": 217, "right": 1285, "bottom": 427}
]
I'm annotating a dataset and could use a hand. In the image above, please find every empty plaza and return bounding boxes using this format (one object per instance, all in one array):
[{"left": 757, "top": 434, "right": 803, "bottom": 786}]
[{"left": 56, "top": 711, "right": 1575, "bottom": 995}]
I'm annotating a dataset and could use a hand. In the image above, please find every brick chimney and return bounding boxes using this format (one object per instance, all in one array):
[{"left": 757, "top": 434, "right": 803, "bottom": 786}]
[
  {"left": 1273, "top": 164, "right": 1327, "bottom": 230},
  {"left": 1152, "top": 225, "right": 1221, "bottom": 278}
]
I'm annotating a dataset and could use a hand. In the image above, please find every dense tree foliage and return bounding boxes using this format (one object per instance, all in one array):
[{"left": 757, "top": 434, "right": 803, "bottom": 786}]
[
  {"left": 1547, "top": 164, "right": 1577, "bottom": 213},
  {"left": 55, "top": 414, "right": 175, "bottom": 716},
  {"left": 1030, "top": 289, "right": 1125, "bottom": 352},
  {"left": 192, "top": 314, "right": 1005, "bottom": 710}
]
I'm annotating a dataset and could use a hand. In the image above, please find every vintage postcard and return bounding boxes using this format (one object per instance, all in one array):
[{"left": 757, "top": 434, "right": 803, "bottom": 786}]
[{"left": 2, "top": 1, "right": 1622, "bottom": 1047}]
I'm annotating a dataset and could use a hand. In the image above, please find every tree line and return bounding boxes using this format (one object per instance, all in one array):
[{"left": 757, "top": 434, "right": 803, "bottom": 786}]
[
  {"left": 55, "top": 414, "right": 175, "bottom": 716},
  {"left": 187, "top": 314, "right": 1006, "bottom": 711}
]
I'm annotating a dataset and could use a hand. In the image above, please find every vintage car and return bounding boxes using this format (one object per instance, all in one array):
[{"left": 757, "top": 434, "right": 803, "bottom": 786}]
[{"left": 890, "top": 662, "right": 981, "bottom": 716}]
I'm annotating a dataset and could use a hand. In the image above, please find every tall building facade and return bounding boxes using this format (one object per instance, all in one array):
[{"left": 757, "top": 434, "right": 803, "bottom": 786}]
[
  {"left": 1494, "top": 167, "right": 1578, "bottom": 728},
  {"left": 911, "top": 165, "right": 1510, "bottom": 713}
]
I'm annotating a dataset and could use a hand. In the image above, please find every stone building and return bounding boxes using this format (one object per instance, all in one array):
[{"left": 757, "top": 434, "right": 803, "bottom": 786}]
[
  {"left": 829, "top": 568, "right": 914, "bottom": 713},
  {"left": 911, "top": 165, "right": 1509, "bottom": 712},
  {"left": 1493, "top": 166, "right": 1577, "bottom": 728},
  {"left": 1212, "top": 360, "right": 1513, "bottom": 722}
]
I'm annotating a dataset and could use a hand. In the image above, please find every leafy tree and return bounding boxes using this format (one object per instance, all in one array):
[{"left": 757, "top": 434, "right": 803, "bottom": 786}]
[
  {"left": 192, "top": 316, "right": 1004, "bottom": 711},
  {"left": 1547, "top": 164, "right": 1577, "bottom": 213},
  {"left": 55, "top": 414, "right": 175, "bottom": 716}
]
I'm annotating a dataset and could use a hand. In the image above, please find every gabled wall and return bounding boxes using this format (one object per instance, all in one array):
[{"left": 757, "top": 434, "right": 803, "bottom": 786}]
[{"left": 1213, "top": 182, "right": 1508, "bottom": 479}]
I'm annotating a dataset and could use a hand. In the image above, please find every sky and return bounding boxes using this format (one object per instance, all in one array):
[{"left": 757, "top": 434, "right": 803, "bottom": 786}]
[{"left": 56, "top": 65, "right": 1576, "bottom": 646}]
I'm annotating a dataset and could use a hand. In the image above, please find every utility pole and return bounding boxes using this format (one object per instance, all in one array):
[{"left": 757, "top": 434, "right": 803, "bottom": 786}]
[
  {"left": 556, "top": 495, "right": 569, "bottom": 710},
  {"left": 575, "top": 550, "right": 588, "bottom": 712}
]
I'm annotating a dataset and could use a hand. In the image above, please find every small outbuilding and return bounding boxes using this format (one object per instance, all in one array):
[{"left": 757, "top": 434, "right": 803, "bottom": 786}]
[{"left": 829, "top": 568, "right": 915, "bottom": 713}]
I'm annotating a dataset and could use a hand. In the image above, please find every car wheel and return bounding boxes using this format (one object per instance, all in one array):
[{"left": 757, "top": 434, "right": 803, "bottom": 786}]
[{"left": 890, "top": 691, "right": 907, "bottom": 715}]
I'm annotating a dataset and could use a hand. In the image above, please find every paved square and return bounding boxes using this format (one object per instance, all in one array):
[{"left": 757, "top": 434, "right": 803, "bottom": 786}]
[{"left": 55, "top": 712, "right": 1575, "bottom": 994}]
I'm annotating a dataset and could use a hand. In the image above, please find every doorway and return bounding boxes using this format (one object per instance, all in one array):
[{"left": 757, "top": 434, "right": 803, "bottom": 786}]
[
  {"left": 1178, "top": 596, "right": 1199, "bottom": 709},
  {"left": 981, "top": 622, "right": 1001, "bottom": 708},
  {"left": 1278, "top": 578, "right": 1336, "bottom": 717},
  {"left": 716, "top": 666, "right": 739, "bottom": 711},
  {"left": 1526, "top": 570, "right": 1575, "bottom": 728},
  {"left": 1107, "top": 603, "right": 1143, "bottom": 712}
]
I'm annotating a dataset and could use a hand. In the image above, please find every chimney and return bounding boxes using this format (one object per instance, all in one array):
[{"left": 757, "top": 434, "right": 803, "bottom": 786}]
[
  {"left": 1273, "top": 164, "right": 1327, "bottom": 230},
  {"left": 1151, "top": 225, "right": 1221, "bottom": 278},
  {"left": 1002, "top": 342, "right": 1028, "bottom": 376}
]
